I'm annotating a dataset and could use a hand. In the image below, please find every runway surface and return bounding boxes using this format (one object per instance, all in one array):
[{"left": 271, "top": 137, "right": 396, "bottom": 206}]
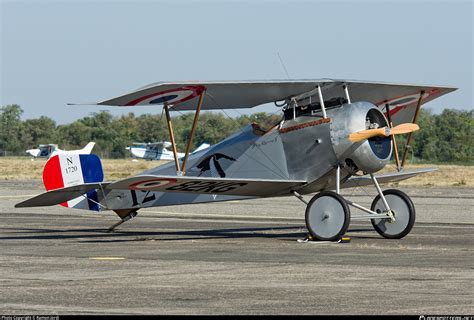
[{"left": 0, "top": 181, "right": 473, "bottom": 315}]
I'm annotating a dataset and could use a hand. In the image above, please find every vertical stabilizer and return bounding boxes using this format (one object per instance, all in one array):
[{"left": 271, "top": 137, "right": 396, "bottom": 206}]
[
  {"left": 81, "top": 142, "right": 96, "bottom": 154},
  {"left": 42, "top": 154, "right": 104, "bottom": 211}
]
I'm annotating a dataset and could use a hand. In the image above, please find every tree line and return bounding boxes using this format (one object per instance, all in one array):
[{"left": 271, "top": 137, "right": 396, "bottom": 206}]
[
  {"left": 0, "top": 104, "right": 472, "bottom": 163},
  {"left": 0, "top": 104, "right": 281, "bottom": 158}
]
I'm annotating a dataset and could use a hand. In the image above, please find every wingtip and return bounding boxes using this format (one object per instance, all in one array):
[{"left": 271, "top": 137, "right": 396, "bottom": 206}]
[{"left": 67, "top": 102, "right": 98, "bottom": 106}]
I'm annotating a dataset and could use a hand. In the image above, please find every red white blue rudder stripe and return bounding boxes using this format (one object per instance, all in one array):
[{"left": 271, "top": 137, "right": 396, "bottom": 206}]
[{"left": 43, "top": 154, "right": 104, "bottom": 211}]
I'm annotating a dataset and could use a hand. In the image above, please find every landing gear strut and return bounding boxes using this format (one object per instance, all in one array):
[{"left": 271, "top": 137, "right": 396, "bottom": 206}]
[{"left": 108, "top": 209, "right": 139, "bottom": 232}]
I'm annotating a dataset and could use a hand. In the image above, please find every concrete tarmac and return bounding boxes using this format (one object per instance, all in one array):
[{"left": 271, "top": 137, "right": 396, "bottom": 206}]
[{"left": 0, "top": 181, "right": 473, "bottom": 315}]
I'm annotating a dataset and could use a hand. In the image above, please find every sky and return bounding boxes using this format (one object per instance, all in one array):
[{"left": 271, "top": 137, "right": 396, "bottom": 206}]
[{"left": 1, "top": 0, "right": 473, "bottom": 124}]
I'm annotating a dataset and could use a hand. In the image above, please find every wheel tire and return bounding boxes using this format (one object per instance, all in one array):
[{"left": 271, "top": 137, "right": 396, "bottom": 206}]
[
  {"left": 371, "top": 189, "right": 416, "bottom": 239},
  {"left": 305, "top": 191, "right": 350, "bottom": 241}
]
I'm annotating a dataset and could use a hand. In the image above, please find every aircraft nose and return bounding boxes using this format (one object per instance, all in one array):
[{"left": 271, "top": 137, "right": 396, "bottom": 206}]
[{"left": 329, "top": 102, "right": 392, "bottom": 174}]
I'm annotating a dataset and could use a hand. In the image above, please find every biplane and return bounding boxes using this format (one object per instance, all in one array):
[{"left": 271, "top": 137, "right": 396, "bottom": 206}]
[
  {"left": 26, "top": 142, "right": 95, "bottom": 159},
  {"left": 16, "top": 79, "right": 456, "bottom": 240},
  {"left": 126, "top": 141, "right": 210, "bottom": 161}
]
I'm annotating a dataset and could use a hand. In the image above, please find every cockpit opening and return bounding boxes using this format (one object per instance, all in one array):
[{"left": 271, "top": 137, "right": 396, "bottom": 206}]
[{"left": 283, "top": 97, "right": 348, "bottom": 120}]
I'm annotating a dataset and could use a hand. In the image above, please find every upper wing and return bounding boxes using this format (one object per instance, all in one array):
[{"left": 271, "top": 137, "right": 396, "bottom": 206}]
[
  {"left": 149, "top": 141, "right": 172, "bottom": 149},
  {"left": 92, "top": 79, "right": 456, "bottom": 116},
  {"left": 107, "top": 175, "right": 307, "bottom": 197},
  {"left": 96, "top": 80, "right": 325, "bottom": 110},
  {"left": 331, "top": 80, "right": 457, "bottom": 125}
]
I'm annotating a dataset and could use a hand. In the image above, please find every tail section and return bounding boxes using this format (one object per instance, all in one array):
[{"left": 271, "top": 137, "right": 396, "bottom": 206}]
[
  {"left": 81, "top": 142, "right": 96, "bottom": 154},
  {"left": 43, "top": 154, "right": 104, "bottom": 211},
  {"left": 192, "top": 143, "right": 211, "bottom": 154},
  {"left": 48, "top": 141, "right": 96, "bottom": 158}
]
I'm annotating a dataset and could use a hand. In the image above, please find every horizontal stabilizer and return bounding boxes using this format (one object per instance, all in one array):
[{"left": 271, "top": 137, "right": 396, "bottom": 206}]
[
  {"left": 107, "top": 175, "right": 307, "bottom": 197},
  {"left": 15, "top": 182, "right": 110, "bottom": 208},
  {"left": 341, "top": 168, "right": 437, "bottom": 189}
]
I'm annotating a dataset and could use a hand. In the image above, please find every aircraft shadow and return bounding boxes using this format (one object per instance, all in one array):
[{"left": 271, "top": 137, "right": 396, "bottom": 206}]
[
  {"left": 0, "top": 225, "right": 304, "bottom": 243},
  {"left": 0, "top": 226, "right": 377, "bottom": 243}
]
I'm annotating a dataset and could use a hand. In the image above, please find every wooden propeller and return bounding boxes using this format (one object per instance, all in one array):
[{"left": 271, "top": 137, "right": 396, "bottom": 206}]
[{"left": 348, "top": 123, "right": 420, "bottom": 143}]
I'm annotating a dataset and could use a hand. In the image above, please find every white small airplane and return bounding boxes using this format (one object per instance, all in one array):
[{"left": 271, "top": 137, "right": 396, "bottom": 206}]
[
  {"left": 26, "top": 144, "right": 58, "bottom": 158},
  {"left": 26, "top": 142, "right": 96, "bottom": 159},
  {"left": 126, "top": 141, "right": 210, "bottom": 161}
]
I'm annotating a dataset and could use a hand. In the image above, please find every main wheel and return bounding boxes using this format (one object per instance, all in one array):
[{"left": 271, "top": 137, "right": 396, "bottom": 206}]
[
  {"left": 305, "top": 191, "right": 350, "bottom": 241},
  {"left": 371, "top": 189, "right": 415, "bottom": 239}
]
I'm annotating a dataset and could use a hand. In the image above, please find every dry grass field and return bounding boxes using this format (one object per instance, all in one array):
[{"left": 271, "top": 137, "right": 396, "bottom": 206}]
[
  {"left": 0, "top": 157, "right": 164, "bottom": 181},
  {"left": 0, "top": 157, "right": 472, "bottom": 187}
]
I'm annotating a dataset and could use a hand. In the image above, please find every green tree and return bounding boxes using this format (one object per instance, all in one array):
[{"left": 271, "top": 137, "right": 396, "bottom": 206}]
[
  {"left": 55, "top": 121, "right": 92, "bottom": 148},
  {"left": 0, "top": 104, "right": 24, "bottom": 152},
  {"left": 20, "top": 116, "right": 57, "bottom": 149},
  {"left": 433, "top": 109, "right": 473, "bottom": 162},
  {"left": 2, "top": 103, "right": 472, "bottom": 162},
  {"left": 135, "top": 113, "right": 168, "bottom": 144},
  {"left": 394, "top": 109, "right": 473, "bottom": 163}
]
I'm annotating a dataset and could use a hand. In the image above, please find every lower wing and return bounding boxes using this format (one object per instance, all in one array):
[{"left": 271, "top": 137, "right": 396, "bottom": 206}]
[
  {"left": 15, "top": 176, "right": 306, "bottom": 208},
  {"left": 341, "top": 168, "right": 436, "bottom": 189},
  {"left": 107, "top": 175, "right": 307, "bottom": 197},
  {"left": 16, "top": 169, "right": 435, "bottom": 209}
]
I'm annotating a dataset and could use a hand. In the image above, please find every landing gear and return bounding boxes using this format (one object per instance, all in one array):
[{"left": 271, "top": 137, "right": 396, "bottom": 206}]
[
  {"left": 371, "top": 189, "right": 415, "bottom": 239},
  {"left": 108, "top": 209, "right": 139, "bottom": 232},
  {"left": 296, "top": 167, "right": 416, "bottom": 241},
  {"left": 305, "top": 191, "right": 350, "bottom": 241}
]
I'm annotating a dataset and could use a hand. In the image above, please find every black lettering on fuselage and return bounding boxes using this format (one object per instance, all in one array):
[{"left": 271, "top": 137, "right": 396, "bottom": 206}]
[
  {"left": 130, "top": 190, "right": 157, "bottom": 207},
  {"left": 166, "top": 181, "right": 248, "bottom": 193},
  {"left": 67, "top": 157, "right": 73, "bottom": 165}
]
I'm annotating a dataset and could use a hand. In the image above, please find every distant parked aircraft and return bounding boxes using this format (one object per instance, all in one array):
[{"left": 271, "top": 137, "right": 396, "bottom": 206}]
[
  {"left": 126, "top": 141, "right": 210, "bottom": 161},
  {"left": 26, "top": 142, "right": 95, "bottom": 159}
]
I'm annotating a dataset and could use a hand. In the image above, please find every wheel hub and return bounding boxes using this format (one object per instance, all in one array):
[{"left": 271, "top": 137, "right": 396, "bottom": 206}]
[{"left": 387, "top": 209, "right": 396, "bottom": 223}]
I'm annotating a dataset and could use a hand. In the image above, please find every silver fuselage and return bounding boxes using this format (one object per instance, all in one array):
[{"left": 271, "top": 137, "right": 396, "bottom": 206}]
[{"left": 99, "top": 101, "right": 392, "bottom": 211}]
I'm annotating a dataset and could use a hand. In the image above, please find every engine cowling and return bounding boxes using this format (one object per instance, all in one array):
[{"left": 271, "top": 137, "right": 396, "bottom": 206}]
[{"left": 328, "top": 101, "right": 392, "bottom": 174}]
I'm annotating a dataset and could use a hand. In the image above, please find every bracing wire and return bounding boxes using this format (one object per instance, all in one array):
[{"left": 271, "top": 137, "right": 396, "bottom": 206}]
[{"left": 277, "top": 52, "right": 291, "bottom": 79}]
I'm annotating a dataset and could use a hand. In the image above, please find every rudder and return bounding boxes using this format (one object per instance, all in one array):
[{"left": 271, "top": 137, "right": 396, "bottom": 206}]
[{"left": 43, "top": 154, "right": 104, "bottom": 211}]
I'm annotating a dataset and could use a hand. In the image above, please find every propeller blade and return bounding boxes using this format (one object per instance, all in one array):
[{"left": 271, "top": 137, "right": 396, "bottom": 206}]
[
  {"left": 348, "top": 123, "right": 419, "bottom": 143},
  {"left": 390, "top": 123, "right": 420, "bottom": 135}
]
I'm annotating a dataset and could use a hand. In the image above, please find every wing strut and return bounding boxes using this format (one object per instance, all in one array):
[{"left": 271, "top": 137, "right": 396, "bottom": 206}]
[
  {"left": 182, "top": 91, "right": 205, "bottom": 173},
  {"left": 343, "top": 84, "right": 351, "bottom": 104},
  {"left": 164, "top": 104, "right": 181, "bottom": 173},
  {"left": 400, "top": 91, "right": 424, "bottom": 168},
  {"left": 317, "top": 85, "right": 328, "bottom": 119},
  {"left": 163, "top": 90, "right": 206, "bottom": 175},
  {"left": 385, "top": 103, "right": 401, "bottom": 171}
]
